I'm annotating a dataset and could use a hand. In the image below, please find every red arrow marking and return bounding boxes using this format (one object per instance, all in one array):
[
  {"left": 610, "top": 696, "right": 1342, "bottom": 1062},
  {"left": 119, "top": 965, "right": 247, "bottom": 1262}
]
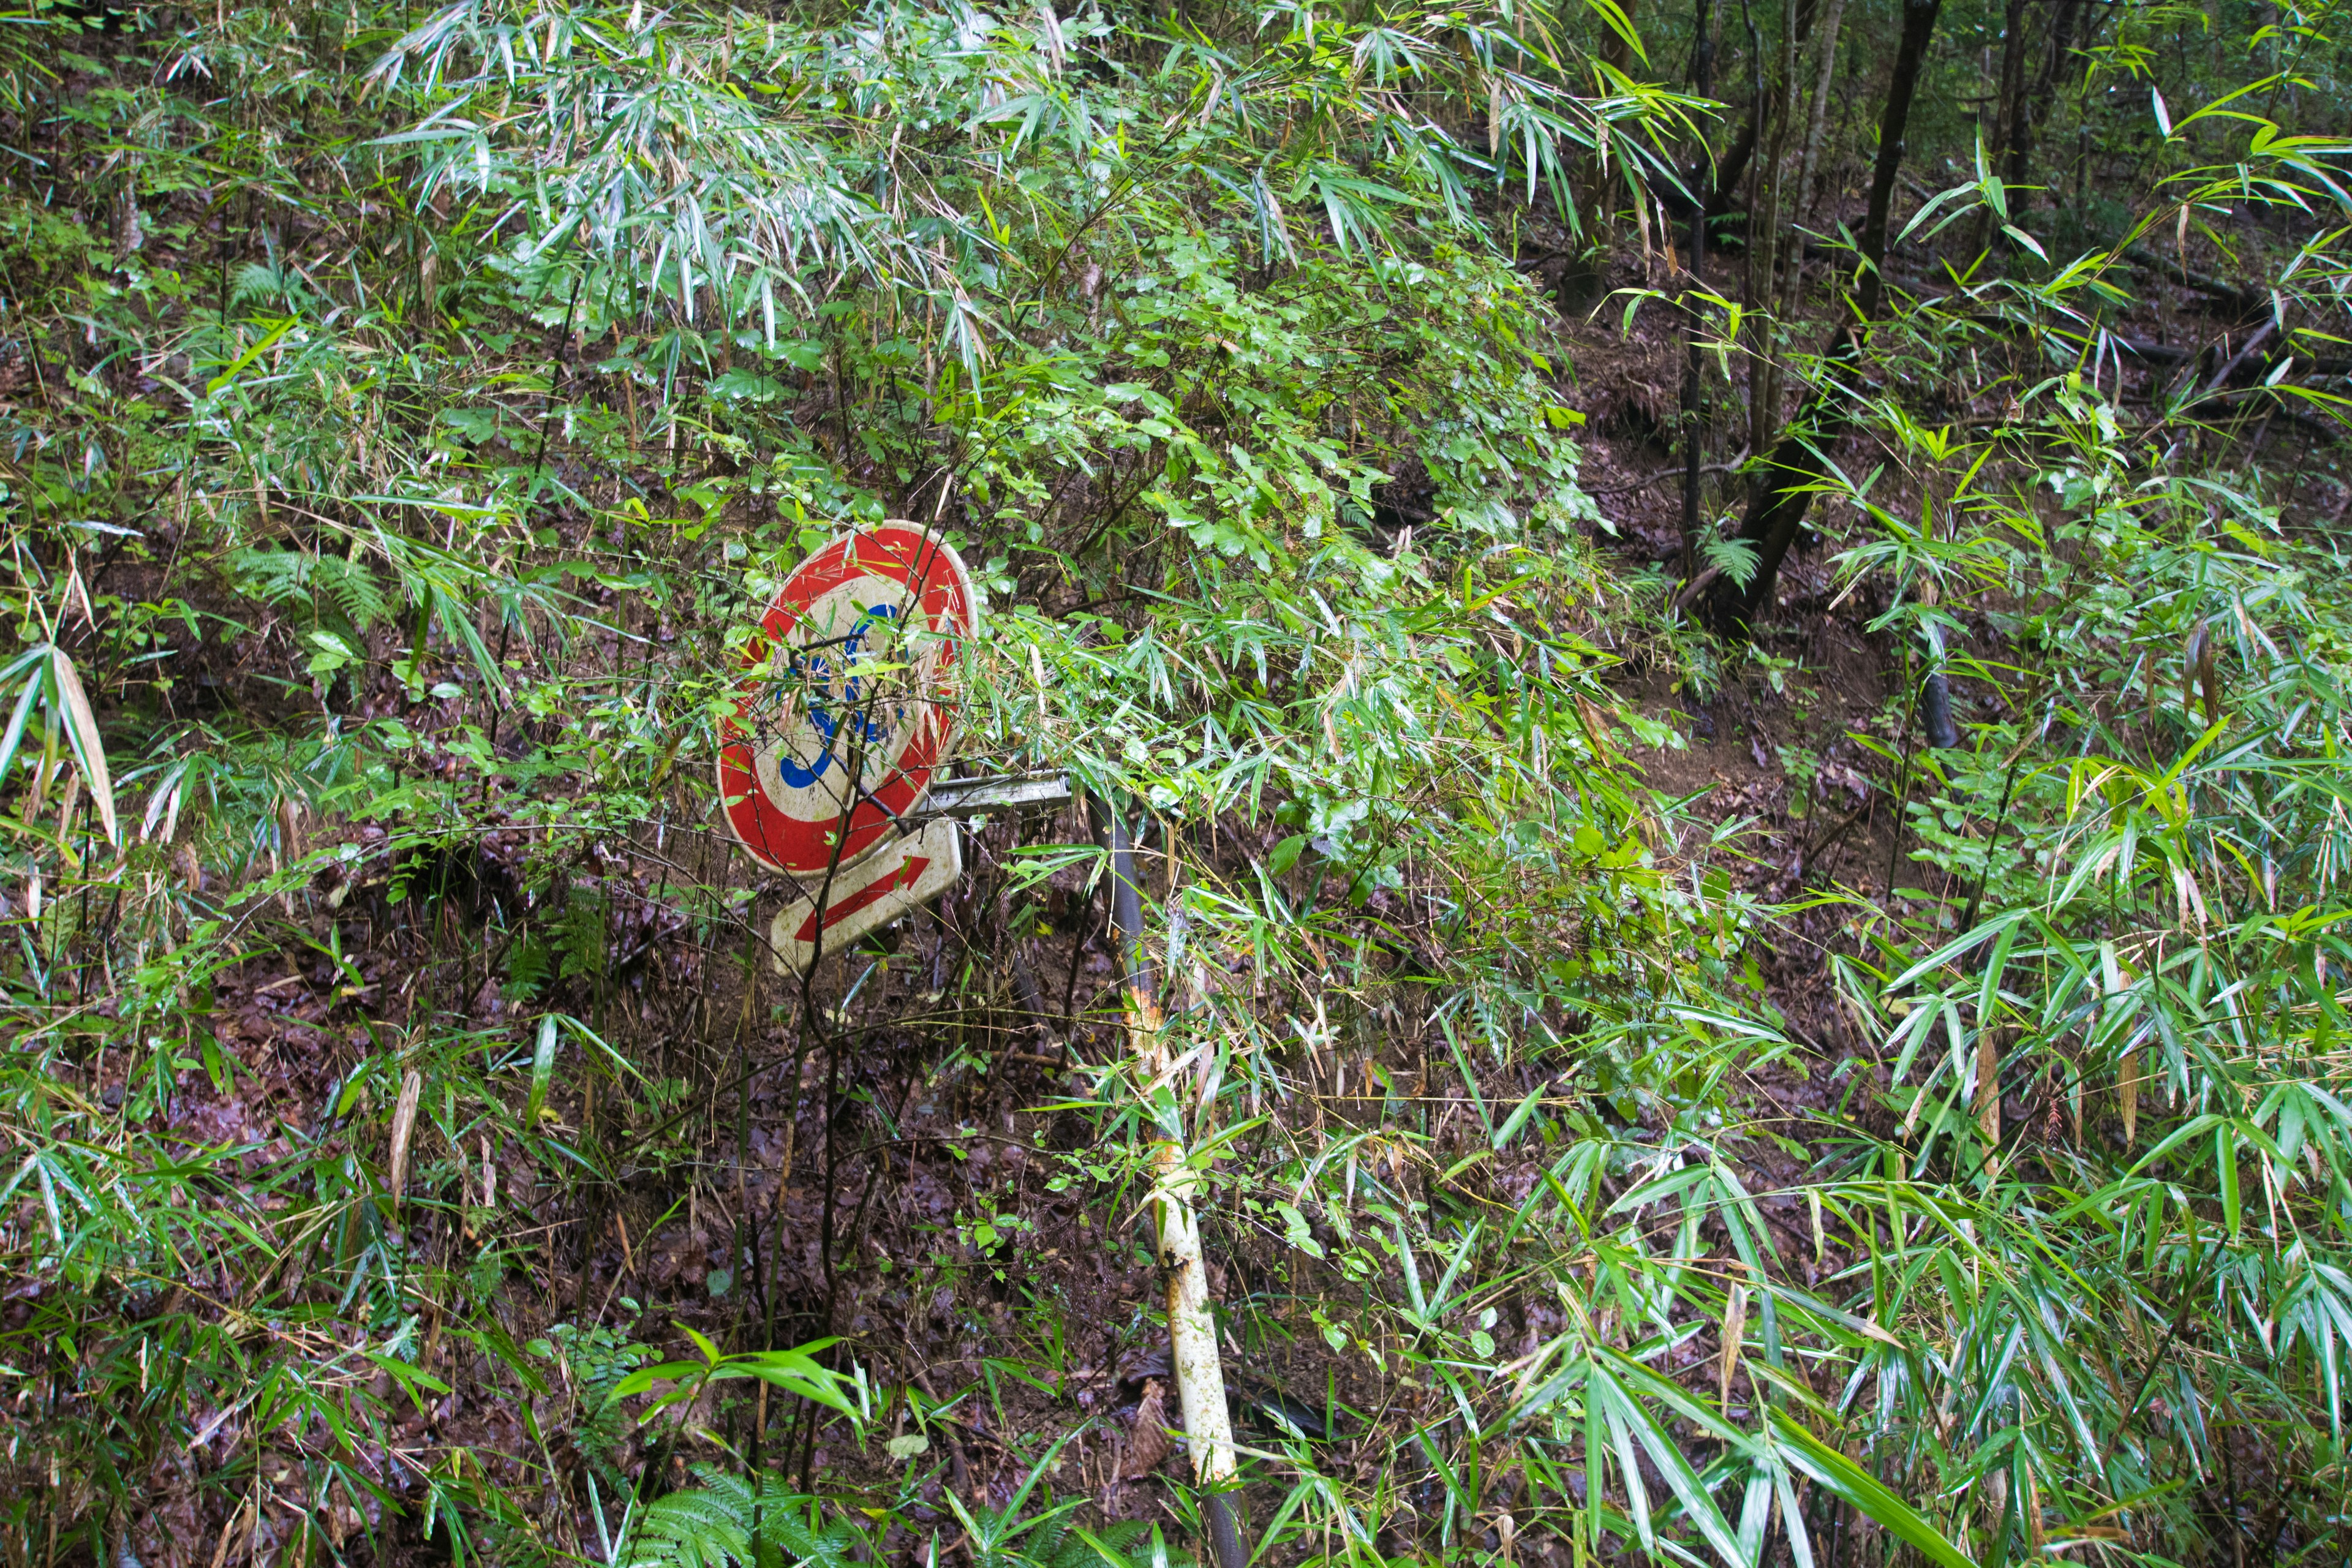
[{"left": 794, "top": 858, "right": 932, "bottom": 943}]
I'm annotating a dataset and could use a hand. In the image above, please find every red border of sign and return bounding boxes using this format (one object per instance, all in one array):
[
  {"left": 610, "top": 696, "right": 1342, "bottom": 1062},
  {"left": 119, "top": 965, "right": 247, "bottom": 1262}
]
[{"left": 717, "top": 524, "right": 974, "bottom": 875}]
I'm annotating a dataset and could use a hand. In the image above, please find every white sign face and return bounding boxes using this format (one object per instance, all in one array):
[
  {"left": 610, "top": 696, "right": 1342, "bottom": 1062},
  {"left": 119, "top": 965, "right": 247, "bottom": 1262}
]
[{"left": 768, "top": 817, "right": 963, "bottom": 975}]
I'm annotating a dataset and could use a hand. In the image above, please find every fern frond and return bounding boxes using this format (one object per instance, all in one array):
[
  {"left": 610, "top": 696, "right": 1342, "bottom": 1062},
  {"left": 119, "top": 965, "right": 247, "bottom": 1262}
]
[
  {"left": 1075, "top": 1523, "right": 1189, "bottom": 1568},
  {"left": 763, "top": 1511, "right": 857, "bottom": 1568},
  {"left": 1089, "top": 1522, "right": 1152, "bottom": 1559},
  {"left": 621, "top": 1488, "right": 753, "bottom": 1568},
  {"left": 228, "top": 261, "right": 281, "bottom": 305},
  {"left": 619, "top": 1467, "right": 849, "bottom": 1568},
  {"left": 503, "top": 932, "right": 552, "bottom": 1002},
  {"left": 1025, "top": 1518, "right": 1071, "bottom": 1568},
  {"left": 557, "top": 891, "right": 608, "bottom": 982},
  {"left": 228, "top": 545, "right": 315, "bottom": 606},
  {"left": 314, "top": 552, "right": 390, "bottom": 630}
]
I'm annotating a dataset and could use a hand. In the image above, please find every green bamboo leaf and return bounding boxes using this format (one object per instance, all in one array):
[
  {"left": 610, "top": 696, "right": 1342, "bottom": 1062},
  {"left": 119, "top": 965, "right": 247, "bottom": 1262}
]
[
  {"left": 1579, "top": 0, "right": 1648, "bottom": 61},
  {"left": 724, "top": 1346, "right": 863, "bottom": 1423},
  {"left": 609, "top": 1365, "right": 721, "bottom": 1425},
  {"left": 0, "top": 657, "right": 43, "bottom": 794},
  {"left": 1770, "top": 1411, "right": 1977, "bottom": 1567},
  {"left": 203, "top": 315, "right": 297, "bottom": 397},
  {"left": 2218, "top": 1123, "right": 2242, "bottom": 1237},
  {"left": 1589, "top": 1361, "right": 1745, "bottom": 1568}
]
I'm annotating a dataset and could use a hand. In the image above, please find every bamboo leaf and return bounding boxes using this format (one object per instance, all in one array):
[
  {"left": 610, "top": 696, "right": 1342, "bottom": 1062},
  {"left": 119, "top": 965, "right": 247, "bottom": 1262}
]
[
  {"left": 1770, "top": 1411, "right": 1977, "bottom": 1567},
  {"left": 47, "top": 650, "right": 115, "bottom": 846},
  {"left": 388, "top": 1068, "right": 423, "bottom": 1215}
]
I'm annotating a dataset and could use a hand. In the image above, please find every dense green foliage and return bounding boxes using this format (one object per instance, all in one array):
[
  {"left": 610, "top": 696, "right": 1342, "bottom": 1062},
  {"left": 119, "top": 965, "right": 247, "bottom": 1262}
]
[{"left": 2, "top": 0, "right": 2352, "bottom": 1564}]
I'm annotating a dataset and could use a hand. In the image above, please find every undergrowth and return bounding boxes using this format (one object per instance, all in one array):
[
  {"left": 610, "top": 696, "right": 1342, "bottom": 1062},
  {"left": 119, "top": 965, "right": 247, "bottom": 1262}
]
[{"left": 0, "top": 0, "right": 2350, "bottom": 1565}]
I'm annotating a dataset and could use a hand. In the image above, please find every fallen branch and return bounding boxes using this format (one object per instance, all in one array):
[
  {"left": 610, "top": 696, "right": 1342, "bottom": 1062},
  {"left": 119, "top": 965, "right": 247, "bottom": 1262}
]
[
  {"left": 1670, "top": 565, "right": 1725, "bottom": 614},
  {"left": 2121, "top": 243, "right": 2268, "bottom": 317},
  {"left": 2202, "top": 318, "right": 2279, "bottom": 399},
  {"left": 1591, "top": 453, "right": 1748, "bottom": 497}
]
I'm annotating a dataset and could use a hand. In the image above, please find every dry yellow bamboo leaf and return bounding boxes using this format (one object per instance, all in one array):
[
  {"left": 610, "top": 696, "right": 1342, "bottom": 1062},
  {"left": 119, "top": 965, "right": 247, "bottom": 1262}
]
[
  {"left": 1719, "top": 1276, "right": 1748, "bottom": 1411},
  {"left": 388, "top": 1069, "right": 423, "bottom": 1216},
  {"left": 2120, "top": 1047, "right": 2140, "bottom": 1147},
  {"left": 2024, "top": 1464, "right": 2046, "bottom": 1554},
  {"left": 56, "top": 770, "right": 80, "bottom": 859},
  {"left": 48, "top": 650, "right": 116, "bottom": 846},
  {"left": 1976, "top": 1028, "right": 2002, "bottom": 1148},
  {"left": 1118, "top": 1378, "right": 1172, "bottom": 1478}
]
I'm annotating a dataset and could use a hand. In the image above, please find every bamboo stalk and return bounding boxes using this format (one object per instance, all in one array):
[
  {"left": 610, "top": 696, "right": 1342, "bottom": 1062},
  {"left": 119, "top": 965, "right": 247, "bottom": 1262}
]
[{"left": 1095, "top": 801, "right": 1246, "bottom": 1568}]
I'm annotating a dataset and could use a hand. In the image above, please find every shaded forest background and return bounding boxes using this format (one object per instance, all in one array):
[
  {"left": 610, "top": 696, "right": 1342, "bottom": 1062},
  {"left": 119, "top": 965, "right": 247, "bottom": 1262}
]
[{"left": 1, "top": 0, "right": 2350, "bottom": 1564}]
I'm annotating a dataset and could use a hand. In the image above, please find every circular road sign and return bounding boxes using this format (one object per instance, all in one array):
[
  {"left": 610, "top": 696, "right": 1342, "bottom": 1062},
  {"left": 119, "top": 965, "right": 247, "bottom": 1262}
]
[{"left": 717, "top": 523, "right": 976, "bottom": 876}]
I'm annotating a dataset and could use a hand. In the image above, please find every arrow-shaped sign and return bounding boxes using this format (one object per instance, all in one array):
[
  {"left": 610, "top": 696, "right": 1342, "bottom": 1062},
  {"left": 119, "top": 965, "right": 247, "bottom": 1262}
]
[
  {"left": 769, "top": 816, "right": 962, "bottom": 974},
  {"left": 792, "top": 853, "right": 933, "bottom": 942}
]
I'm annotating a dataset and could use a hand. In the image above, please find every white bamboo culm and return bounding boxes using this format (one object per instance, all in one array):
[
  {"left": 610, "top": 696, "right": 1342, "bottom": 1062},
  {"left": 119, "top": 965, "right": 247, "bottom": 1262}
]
[{"left": 1131, "top": 995, "right": 1238, "bottom": 1487}]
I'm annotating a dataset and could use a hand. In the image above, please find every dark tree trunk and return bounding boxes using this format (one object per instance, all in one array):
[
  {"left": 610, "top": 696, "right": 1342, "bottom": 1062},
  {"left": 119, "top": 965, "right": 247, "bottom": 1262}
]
[
  {"left": 1748, "top": 0, "right": 1801, "bottom": 473},
  {"left": 1679, "top": 0, "right": 1718, "bottom": 582},
  {"left": 1792, "top": 0, "right": 1852, "bottom": 229},
  {"left": 1708, "top": 110, "right": 1759, "bottom": 218},
  {"left": 2008, "top": 0, "right": 2084, "bottom": 200},
  {"left": 1986, "top": 0, "right": 2029, "bottom": 229},
  {"left": 1703, "top": 0, "right": 1946, "bottom": 630},
  {"left": 1643, "top": 81, "right": 1785, "bottom": 240},
  {"left": 1650, "top": 108, "right": 1760, "bottom": 226},
  {"left": 1855, "top": 0, "right": 1942, "bottom": 322},
  {"left": 1601, "top": 0, "right": 1640, "bottom": 77}
]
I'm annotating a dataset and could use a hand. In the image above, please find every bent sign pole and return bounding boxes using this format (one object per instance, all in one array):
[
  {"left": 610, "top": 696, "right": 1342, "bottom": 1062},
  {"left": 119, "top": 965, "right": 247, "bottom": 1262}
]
[{"left": 715, "top": 522, "right": 977, "bottom": 972}]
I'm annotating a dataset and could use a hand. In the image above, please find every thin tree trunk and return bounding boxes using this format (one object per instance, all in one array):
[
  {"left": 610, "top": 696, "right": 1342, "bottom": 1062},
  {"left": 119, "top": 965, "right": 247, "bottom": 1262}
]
[
  {"left": 1739, "top": 0, "right": 1769, "bottom": 332},
  {"left": 1747, "top": 0, "right": 1801, "bottom": 475},
  {"left": 1705, "top": 0, "right": 1946, "bottom": 631},
  {"left": 1650, "top": 108, "right": 1760, "bottom": 232},
  {"left": 1792, "top": 0, "right": 1850, "bottom": 228},
  {"left": 1976, "top": 0, "right": 2029, "bottom": 253},
  {"left": 1679, "top": 0, "right": 1718, "bottom": 583},
  {"left": 1994, "top": 0, "right": 2029, "bottom": 165},
  {"left": 1706, "top": 109, "right": 1761, "bottom": 219},
  {"left": 1855, "top": 0, "right": 1942, "bottom": 322},
  {"left": 1569, "top": 0, "right": 1638, "bottom": 297},
  {"left": 2008, "top": 0, "right": 2084, "bottom": 202},
  {"left": 1600, "top": 0, "right": 1639, "bottom": 77}
]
